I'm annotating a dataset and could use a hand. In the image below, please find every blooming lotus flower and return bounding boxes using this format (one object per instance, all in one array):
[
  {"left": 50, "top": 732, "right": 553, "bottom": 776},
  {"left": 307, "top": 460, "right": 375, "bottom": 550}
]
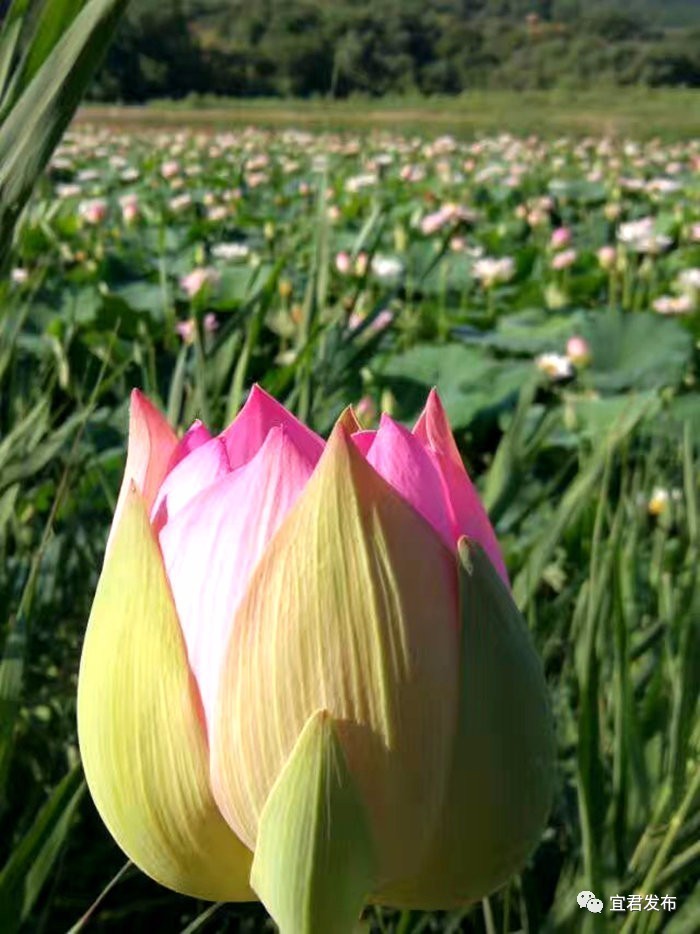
[
  {"left": 78, "top": 386, "right": 554, "bottom": 933},
  {"left": 78, "top": 198, "right": 107, "bottom": 225},
  {"left": 550, "top": 249, "right": 577, "bottom": 271},
  {"left": 180, "top": 267, "right": 220, "bottom": 299},
  {"left": 536, "top": 352, "right": 574, "bottom": 381},
  {"left": 473, "top": 256, "right": 515, "bottom": 289},
  {"left": 550, "top": 227, "right": 572, "bottom": 250}
]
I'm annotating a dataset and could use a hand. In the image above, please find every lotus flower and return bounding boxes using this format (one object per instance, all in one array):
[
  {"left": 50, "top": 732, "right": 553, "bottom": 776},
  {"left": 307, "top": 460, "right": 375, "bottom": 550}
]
[{"left": 78, "top": 386, "right": 554, "bottom": 932}]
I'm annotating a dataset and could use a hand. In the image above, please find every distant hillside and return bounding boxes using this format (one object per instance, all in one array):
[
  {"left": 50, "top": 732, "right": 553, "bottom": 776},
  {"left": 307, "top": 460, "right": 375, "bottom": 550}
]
[
  {"left": 626, "top": 1, "right": 700, "bottom": 27},
  {"left": 93, "top": 0, "right": 700, "bottom": 101}
]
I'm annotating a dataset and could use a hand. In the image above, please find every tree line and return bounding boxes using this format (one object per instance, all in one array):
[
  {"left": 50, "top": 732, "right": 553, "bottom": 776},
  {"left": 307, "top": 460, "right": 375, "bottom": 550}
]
[{"left": 91, "top": 0, "right": 700, "bottom": 101}]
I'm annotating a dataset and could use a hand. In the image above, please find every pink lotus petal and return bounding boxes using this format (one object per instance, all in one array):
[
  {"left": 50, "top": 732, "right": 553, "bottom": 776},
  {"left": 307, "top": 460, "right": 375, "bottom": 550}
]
[
  {"left": 106, "top": 390, "right": 177, "bottom": 555},
  {"left": 366, "top": 415, "right": 453, "bottom": 549},
  {"left": 220, "top": 384, "right": 324, "bottom": 470},
  {"left": 151, "top": 436, "right": 230, "bottom": 532},
  {"left": 413, "top": 389, "right": 509, "bottom": 584},
  {"left": 167, "top": 419, "right": 212, "bottom": 471},
  {"left": 158, "top": 426, "right": 315, "bottom": 731},
  {"left": 351, "top": 430, "right": 376, "bottom": 457}
]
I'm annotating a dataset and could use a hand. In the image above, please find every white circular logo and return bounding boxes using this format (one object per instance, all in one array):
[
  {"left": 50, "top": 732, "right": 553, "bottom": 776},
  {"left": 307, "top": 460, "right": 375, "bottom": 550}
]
[
  {"left": 588, "top": 898, "right": 604, "bottom": 914},
  {"left": 577, "top": 891, "right": 596, "bottom": 909}
]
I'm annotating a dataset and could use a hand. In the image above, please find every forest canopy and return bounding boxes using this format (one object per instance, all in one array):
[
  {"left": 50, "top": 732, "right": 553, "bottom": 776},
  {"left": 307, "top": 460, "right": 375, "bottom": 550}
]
[{"left": 92, "top": 0, "right": 700, "bottom": 101}]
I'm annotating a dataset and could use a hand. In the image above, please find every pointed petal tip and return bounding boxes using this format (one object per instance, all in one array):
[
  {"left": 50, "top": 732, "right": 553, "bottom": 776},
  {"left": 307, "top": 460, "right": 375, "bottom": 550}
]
[
  {"left": 336, "top": 406, "right": 363, "bottom": 435},
  {"left": 326, "top": 416, "right": 352, "bottom": 446},
  {"left": 322, "top": 418, "right": 369, "bottom": 477},
  {"left": 222, "top": 384, "right": 324, "bottom": 469},
  {"left": 423, "top": 387, "right": 447, "bottom": 424},
  {"left": 129, "top": 388, "right": 161, "bottom": 421}
]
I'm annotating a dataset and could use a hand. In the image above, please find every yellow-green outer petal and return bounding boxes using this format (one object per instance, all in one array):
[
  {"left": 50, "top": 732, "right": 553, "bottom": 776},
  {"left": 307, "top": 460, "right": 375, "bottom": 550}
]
[
  {"left": 378, "top": 539, "right": 556, "bottom": 908},
  {"left": 212, "top": 424, "right": 460, "bottom": 886},
  {"left": 77, "top": 485, "right": 255, "bottom": 901},
  {"left": 251, "top": 710, "right": 376, "bottom": 934}
]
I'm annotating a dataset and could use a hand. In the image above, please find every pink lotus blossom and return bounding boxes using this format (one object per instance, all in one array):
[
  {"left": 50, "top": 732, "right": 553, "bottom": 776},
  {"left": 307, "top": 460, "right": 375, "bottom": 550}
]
[
  {"left": 180, "top": 267, "right": 220, "bottom": 299},
  {"left": 79, "top": 199, "right": 107, "bottom": 225},
  {"left": 204, "top": 312, "right": 219, "bottom": 332},
  {"left": 420, "top": 203, "right": 473, "bottom": 236},
  {"left": 176, "top": 313, "right": 219, "bottom": 344},
  {"left": 551, "top": 249, "right": 577, "bottom": 271},
  {"left": 354, "top": 395, "right": 377, "bottom": 426},
  {"left": 527, "top": 209, "right": 547, "bottom": 227},
  {"left": 348, "top": 309, "right": 394, "bottom": 333},
  {"left": 473, "top": 256, "right": 515, "bottom": 288},
  {"left": 175, "top": 319, "right": 196, "bottom": 343},
  {"left": 550, "top": 227, "right": 572, "bottom": 250},
  {"left": 77, "top": 387, "right": 554, "bottom": 925},
  {"left": 653, "top": 294, "right": 694, "bottom": 316},
  {"left": 169, "top": 194, "right": 192, "bottom": 213},
  {"left": 597, "top": 246, "right": 617, "bottom": 270},
  {"left": 130, "top": 390, "right": 509, "bottom": 719},
  {"left": 161, "top": 160, "right": 180, "bottom": 179},
  {"left": 566, "top": 336, "right": 591, "bottom": 367},
  {"left": 420, "top": 209, "right": 450, "bottom": 236},
  {"left": 120, "top": 194, "right": 139, "bottom": 225},
  {"left": 335, "top": 251, "right": 352, "bottom": 275}
]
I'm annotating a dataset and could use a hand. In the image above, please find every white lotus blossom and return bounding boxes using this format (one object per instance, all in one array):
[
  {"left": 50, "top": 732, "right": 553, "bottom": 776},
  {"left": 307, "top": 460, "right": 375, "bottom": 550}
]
[
  {"left": 535, "top": 353, "right": 574, "bottom": 381},
  {"left": 473, "top": 256, "right": 515, "bottom": 288},
  {"left": 371, "top": 255, "right": 404, "bottom": 279}
]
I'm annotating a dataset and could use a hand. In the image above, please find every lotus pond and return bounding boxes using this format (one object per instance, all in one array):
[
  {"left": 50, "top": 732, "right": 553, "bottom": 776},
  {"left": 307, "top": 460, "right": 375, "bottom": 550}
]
[{"left": 0, "top": 126, "right": 699, "bottom": 932}]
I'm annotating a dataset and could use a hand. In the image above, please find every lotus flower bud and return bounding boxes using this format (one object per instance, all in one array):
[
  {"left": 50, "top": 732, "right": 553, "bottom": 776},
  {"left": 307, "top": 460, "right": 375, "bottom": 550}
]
[
  {"left": 180, "top": 267, "right": 220, "bottom": 299},
  {"left": 78, "top": 198, "right": 107, "bottom": 225},
  {"left": 566, "top": 335, "right": 591, "bottom": 367},
  {"left": 335, "top": 251, "right": 352, "bottom": 274},
  {"left": 597, "top": 245, "right": 617, "bottom": 270},
  {"left": 550, "top": 226, "right": 571, "bottom": 250},
  {"left": 551, "top": 248, "right": 577, "bottom": 271},
  {"left": 355, "top": 395, "right": 377, "bottom": 426},
  {"left": 78, "top": 387, "right": 554, "bottom": 932}
]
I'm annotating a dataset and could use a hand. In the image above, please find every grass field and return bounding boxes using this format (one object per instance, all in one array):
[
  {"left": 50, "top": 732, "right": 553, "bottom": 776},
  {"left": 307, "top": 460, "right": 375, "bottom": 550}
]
[{"left": 79, "top": 89, "right": 700, "bottom": 138}]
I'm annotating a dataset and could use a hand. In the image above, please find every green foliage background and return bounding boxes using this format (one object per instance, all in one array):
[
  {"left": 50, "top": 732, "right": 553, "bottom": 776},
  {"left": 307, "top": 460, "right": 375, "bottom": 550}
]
[{"left": 0, "top": 120, "right": 699, "bottom": 930}]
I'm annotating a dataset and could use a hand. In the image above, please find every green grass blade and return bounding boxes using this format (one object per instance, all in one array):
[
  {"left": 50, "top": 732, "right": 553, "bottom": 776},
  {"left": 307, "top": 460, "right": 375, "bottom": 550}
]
[
  {"left": 8, "top": 0, "right": 87, "bottom": 105},
  {"left": 513, "top": 399, "right": 653, "bottom": 610},
  {"left": 65, "top": 861, "right": 133, "bottom": 934},
  {"left": 0, "top": 764, "right": 84, "bottom": 930},
  {"left": 0, "top": 615, "right": 25, "bottom": 811},
  {"left": 179, "top": 903, "right": 224, "bottom": 934},
  {"left": 0, "top": 0, "right": 129, "bottom": 268}
]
